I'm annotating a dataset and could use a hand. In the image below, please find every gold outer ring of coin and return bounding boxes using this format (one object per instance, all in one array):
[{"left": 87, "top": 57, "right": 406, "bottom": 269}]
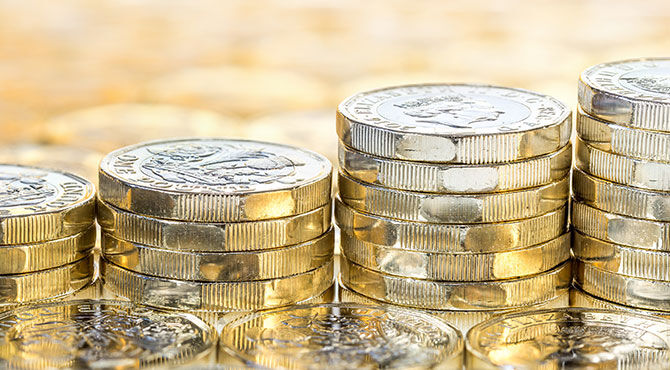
[
  {"left": 341, "top": 232, "right": 570, "bottom": 281},
  {"left": 338, "top": 171, "right": 569, "bottom": 223},
  {"left": 97, "top": 199, "right": 331, "bottom": 252},
  {"left": 0, "top": 254, "right": 93, "bottom": 306},
  {"left": 338, "top": 141, "right": 571, "bottom": 193},
  {"left": 575, "top": 260, "right": 670, "bottom": 312},
  {"left": 576, "top": 138, "right": 670, "bottom": 192},
  {"left": 571, "top": 288, "right": 670, "bottom": 319},
  {"left": 571, "top": 199, "right": 670, "bottom": 251},
  {"left": 576, "top": 108, "right": 670, "bottom": 162},
  {"left": 0, "top": 225, "right": 95, "bottom": 275},
  {"left": 102, "top": 229, "right": 334, "bottom": 282},
  {"left": 102, "top": 259, "right": 334, "bottom": 311},
  {"left": 572, "top": 168, "right": 670, "bottom": 222},
  {"left": 340, "top": 258, "right": 571, "bottom": 310},
  {"left": 573, "top": 230, "right": 670, "bottom": 281},
  {"left": 335, "top": 197, "right": 568, "bottom": 253}
]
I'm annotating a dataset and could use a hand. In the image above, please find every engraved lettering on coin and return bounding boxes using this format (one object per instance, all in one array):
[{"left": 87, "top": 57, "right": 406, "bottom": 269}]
[
  {"left": 620, "top": 68, "right": 670, "bottom": 95},
  {"left": 0, "top": 173, "right": 56, "bottom": 208}
]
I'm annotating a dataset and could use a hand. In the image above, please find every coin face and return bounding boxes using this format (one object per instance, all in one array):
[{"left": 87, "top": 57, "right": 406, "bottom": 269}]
[
  {"left": 339, "top": 84, "right": 568, "bottom": 136},
  {"left": 467, "top": 308, "right": 670, "bottom": 369},
  {"left": 581, "top": 59, "right": 670, "bottom": 102},
  {"left": 0, "top": 300, "right": 215, "bottom": 368},
  {"left": 219, "top": 303, "right": 463, "bottom": 369}
]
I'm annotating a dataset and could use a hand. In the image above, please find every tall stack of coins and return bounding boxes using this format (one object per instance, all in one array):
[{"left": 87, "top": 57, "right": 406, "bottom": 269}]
[
  {"left": 335, "top": 84, "right": 572, "bottom": 320},
  {"left": 573, "top": 58, "right": 670, "bottom": 312},
  {"left": 98, "top": 138, "right": 334, "bottom": 312},
  {"left": 0, "top": 165, "right": 96, "bottom": 308}
]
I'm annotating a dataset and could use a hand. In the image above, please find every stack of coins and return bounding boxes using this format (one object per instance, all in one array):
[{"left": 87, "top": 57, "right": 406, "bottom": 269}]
[
  {"left": 335, "top": 84, "right": 572, "bottom": 319},
  {"left": 0, "top": 165, "right": 96, "bottom": 308},
  {"left": 573, "top": 58, "right": 670, "bottom": 312},
  {"left": 98, "top": 138, "right": 335, "bottom": 312}
]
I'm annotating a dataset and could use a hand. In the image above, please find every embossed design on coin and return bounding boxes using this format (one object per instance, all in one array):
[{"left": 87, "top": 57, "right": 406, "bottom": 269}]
[
  {"left": 220, "top": 303, "right": 463, "bottom": 369},
  {"left": 0, "top": 173, "right": 55, "bottom": 208},
  {"left": 620, "top": 69, "right": 670, "bottom": 95},
  {"left": 581, "top": 59, "right": 670, "bottom": 100}
]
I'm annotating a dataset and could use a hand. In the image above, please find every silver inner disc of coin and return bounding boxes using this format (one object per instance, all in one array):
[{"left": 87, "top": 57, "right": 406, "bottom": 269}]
[{"left": 582, "top": 59, "right": 670, "bottom": 100}]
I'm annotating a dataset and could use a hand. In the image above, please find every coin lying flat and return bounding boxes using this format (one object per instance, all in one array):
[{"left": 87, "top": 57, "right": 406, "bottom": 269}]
[
  {"left": 339, "top": 142, "right": 571, "bottom": 193},
  {"left": 102, "top": 229, "right": 333, "bottom": 281},
  {"left": 98, "top": 200, "right": 331, "bottom": 252},
  {"left": 341, "top": 258, "right": 570, "bottom": 310},
  {"left": 571, "top": 288, "right": 670, "bottom": 319},
  {"left": 579, "top": 58, "right": 670, "bottom": 131},
  {"left": 575, "top": 260, "right": 670, "bottom": 312},
  {"left": 341, "top": 232, "right": 569, "bottom": 281},
  {"left": 339, "top": 171, "right": 569, "bottom": 223},
  {"left": 0, "top": 144, "right": 103, "bottom": 184},
  {"left": 102, "top": 259, "right": 334, "bottom": 311},
  {"left": 576, "top": 138, "right": 670, "bottom": 192},
  {"left": 467, "top": 308, "right": 670, "bottom": 369},
  {"left": 0, "top": 164, "right": 95, "bottom": 244},
  {"left": 572, "top": 200, "right": 670, "bottom": 251},
  {"left": 572, "top": 168, "right": 670, "bottom": 222},
  {"left": 99, "top": 138, "right": 332, "bottom": 222},
  {"left": 337, "top": 84, "right": 571, "bottom": 163},
  {"left": 219, "top": 303, "right": 464, "bottom": 369},
  {"left": 576, "top": 108, "right": 670, "bottom": 162},
  {"left": 0, "top": 300, "right": 215, "bottom": 368}
]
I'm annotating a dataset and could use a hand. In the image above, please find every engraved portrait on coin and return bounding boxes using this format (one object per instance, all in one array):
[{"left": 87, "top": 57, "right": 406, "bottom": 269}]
[{"left": 0, "top": 173, "right": 55, "bottom": 208}]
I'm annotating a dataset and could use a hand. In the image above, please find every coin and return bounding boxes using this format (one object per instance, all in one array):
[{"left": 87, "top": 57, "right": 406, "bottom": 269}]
[
  {"left": 339, "top": 142, "right": 571, "bottom": 193},
  {"left": 341, "top": 232, "right": 569, "bottom": 281},
  {"left": 98, "top": 138, "right": 332, "bottom": 222},
  {"left": 571, "top": 288, "right": 670, "bottom": 319},
  {"left": 572, "top": 168, "right": 670, "bottom": 222},
  {"left": 466, "top": 308, "right": 670, "bottom": 369},
  {"left": 0, "top": 300, "right": 215, "bottom": 368},
  {"left": 339, "top": 171, "right": 569, "bottom": 223},
  {"left": 579, "top": 58, "right": 670, "bottom": 131},
  {"left": 102, "top": 259, "right": 334, "bottom": 311},
  {"left": 576, "top": 137, "right": 670, "bottom": 192},
  {"left": 0, "top": 254, "right": 93, "bottom": 306},
  {"left": 575, "top": 260, "right": 670, "bottom": 312},
  {"left": 576, "top": 108, "right": 670, "bottom": 162},
  {"left": 337, "top": 84, "right": 571, "bottom": 163},
  {"left": 219, "top": 303, "right": 464, "bottom": 369},
  {"left": 335, "top": 197, "right": 568, "bottom": 253},
  {"left": 340, "top": 258, "right": 570, "bottom": 310},
  {"left": 102, "top": 229, "right": 333, "bottom": 281},
  {"left": 0, "top": 164, "right": 95, "bottom": 244},
  {"left": 572, "top": 200, "right": 670, "bottom": 251}
]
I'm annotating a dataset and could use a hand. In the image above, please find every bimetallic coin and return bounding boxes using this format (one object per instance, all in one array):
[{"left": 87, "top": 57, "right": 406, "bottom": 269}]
[
  {"left": 0, "top": 254, "right": 93, "bottom": 306},
  {"left": 467, "top": 308, "right": 670, "bottom": 369},
  {"left": 102, "top": 229, "right": 334, "bottom": 281},
  {"left": 337, "top": 84, "right": 571, "bottom": 163},
  {"left": 339, "top": 171, "right": 569, "bottom": 223},
  {"left": 98, "top": 200, "right": 331, "bottom": 252},
  {"left": 340, "top": 258, "right": 570, "bottom": 310},
  {"left": 575, "top": 261, "right": 670, "bottom": 312},
  {"left": 339, "top": 142, "right": 571, "bottom": 193},
  {"left": 102, "top": 259, "right": 334, "bottom": 311},
  {"left": 571, "top": 288, "right": 670, "bottom": 319},
  {"left": 0, "top": 164, "right": 95, "bottom": 244},
  {"left": 99, "top": 138, "right": 332, "bottom": 222},
  {"left": 576, "top": 108, "right": 670, "bottom": 162},
  {"left": 341, "top": 232, "right": 569, "bottom": 281},
  {"left": 579, "top": 58, "right": 670, "bottom": 131},
  {"left": 0, "top": 300, "right": 215, "bottom": 368},
  {"left": 219, "top": 303, "right": 464, "bottom": 369},
  {"left": 576, "top": 138, "right": 670, "bottom": 192},
  {"left": 572, "top": 200, "right": 670, "bottom": 251},
  {"left": 335, "top": 198, "right": 568, "bottom": 253}
]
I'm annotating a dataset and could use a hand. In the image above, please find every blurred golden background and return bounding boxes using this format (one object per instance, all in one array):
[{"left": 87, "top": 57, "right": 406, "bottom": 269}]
[{"left": 0, "top": 0, "right": 668, "bottom": 182}]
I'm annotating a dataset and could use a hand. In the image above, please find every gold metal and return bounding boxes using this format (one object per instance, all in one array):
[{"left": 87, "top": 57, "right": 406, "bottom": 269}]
[
  {"left": 338, "top": 171, "right": 569, "bottom": 223},
  {"left": 340, "top": 258, "right": 571, "bottom": 310},
  {"left": 97, "top": 199, "right": 331, "bottom": 252},
  {"left": 571, "top": 288, "right": 670, "bottom": 319}
]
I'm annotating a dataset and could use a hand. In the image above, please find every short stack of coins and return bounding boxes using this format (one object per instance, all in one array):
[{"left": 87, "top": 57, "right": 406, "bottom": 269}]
[
  {"left": 573, "top": 58, "right": 670, "bottom": 312},
  {"left": 0, "top": 165, "right": 96, "bottom": 308},
  {"left": 97, "top": 138, "right": 335, "bottom": 313},
  {"left": 335, "top": 84, "right": 572, "bottom": 323}
]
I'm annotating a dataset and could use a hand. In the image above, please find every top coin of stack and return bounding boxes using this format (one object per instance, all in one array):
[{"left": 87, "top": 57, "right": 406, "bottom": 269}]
[
  {"left": 97, "top": 138, "right": 335, "bottom": 312},
  {"left": 336, "top": 84, "right": 572, "bottom": 314},
  {"left": 573, "top": 58, "right": 670, "bottom": 312},
  {"left": 0, "top": 164, "right": 96, "bottom": 307}
]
